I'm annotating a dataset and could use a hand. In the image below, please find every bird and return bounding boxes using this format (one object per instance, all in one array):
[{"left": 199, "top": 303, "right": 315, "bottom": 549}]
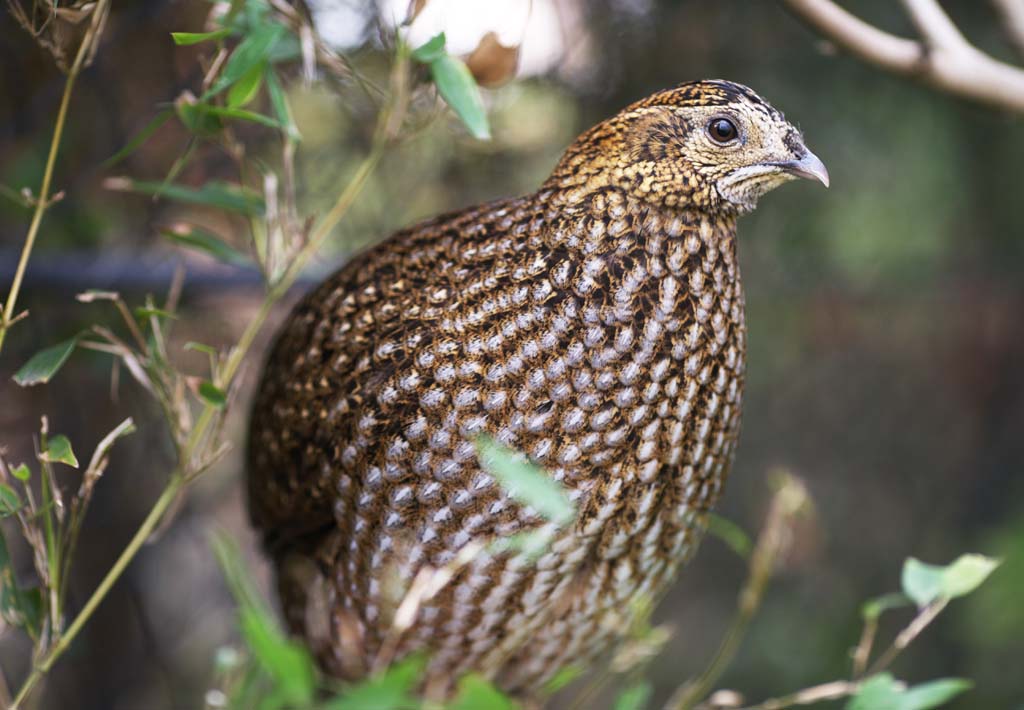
[{"left": 246, "top": 79, "right": 828, "bottom": 699}]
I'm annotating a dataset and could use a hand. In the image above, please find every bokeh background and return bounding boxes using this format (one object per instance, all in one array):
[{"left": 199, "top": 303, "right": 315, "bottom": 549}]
[{"left": 1, "top": 1, "right": 1022, "bottom": 708}]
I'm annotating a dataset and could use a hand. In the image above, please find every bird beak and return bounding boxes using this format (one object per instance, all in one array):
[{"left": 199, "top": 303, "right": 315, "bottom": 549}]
[{"left": 776, "top": 149, "right": 830, "bottom": 188}]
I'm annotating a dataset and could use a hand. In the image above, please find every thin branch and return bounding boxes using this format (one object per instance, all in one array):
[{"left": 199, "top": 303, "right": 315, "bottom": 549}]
[
  {"left": 865, "top": 599, "right": 948, "bottom": 677},
  {"left": 664, "top": 473, "right": 811, "bottom": 710},
  {"left": 780, "top": 0, "right": 1024, "bottom": 114},
  {"left": 735, "top": 680, "right": 857, "bottom": 710},
  {"left": 899, "top": 0, "right": 968, "bottom": 50},
  {"left": 992, "top": 0, "right": 1024, "bottom": 57},
  {"left": 0, "top": 0, "right": 111, "bottom": 354}
]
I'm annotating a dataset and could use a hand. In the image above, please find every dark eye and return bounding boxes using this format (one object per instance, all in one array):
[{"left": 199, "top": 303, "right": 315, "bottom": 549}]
[{"left": 708, "top": 118, "right": 738, "bottom": 144}]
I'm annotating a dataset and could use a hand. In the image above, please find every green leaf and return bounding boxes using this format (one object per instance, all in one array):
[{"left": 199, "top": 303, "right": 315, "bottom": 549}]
[
  {"left": 430, "top": 54, "right": 491, "bottom": 140},
  {"left": 199, "top": 381, "right": 227, "bottom": 408},
  {"left": 103, "top": 110, "right": 173, "bottom": 168},
  {"left": 239, "top": 606, "right": 316, "bottom": 704},
  {"left": 475, "top": 435, "right": 574, "bottom": 526},
  {"left": 0, "top": 528, "right": 43, "bottom": 639},
  {"left": 707, "top": 513, "right": 752, "bottom": 559},
  {"left": 175, "top": 100, "right": 224, "bottom": 136},
  {"left": 902, "top": 555, "right": 1000, "bottom": 607},
  {"left": 106, "top": 178, "right": 265, "bottom": 216},
  {"left": 171, "top": 28, "right": 232, "bottom": 45},
  {"left": 542, "top": 665, "right": 584, "bottom": 695},
  {"left": 862, "top": 592, "right": 912, "bottom": 620},
  {"left": 265, "top": 70, "right": 300, "bottom": 141},
  {"left": 411, "top": 32, "right": 446, "bottom": 63},
  {"left": 12, "top": 337, "right": 79, "bottom": 386},
  {"left": 228, "top": 61, "right": 266, "bottom": 108},
  {"left": 0, "top": 484, "right": 21, "bottom": 518},
  {"left": 449, "top": 673, "right": 518, "bottom": 710},
  {"left": 42, "top": 434, "right": 79, "bottom": 468},
  {"left": 199, "top": 104, "right": 282, "bottom": 129},
  {"left": 207, "top": 22, "right": 286, "bottom": 99},
  {"left": 184, "top": 341, "right": 218, "bottom": 356},
  {"left": 848, "top": 674, "right": 972, "bottom": 710},
  {"left": 160, "top": 223, "right": 250, "bottom": 264},
  {"left": 11, "top": 464, "right": 30, "bottom": 481},
  {"left": 323, "top": 654, "right": 425, "bottom": 710},
  {"left": 899, "top": 679, "right": 973, "bottom": 709},
  {"left": 614, "top": 681, "right": 653, "bottom": 710}
]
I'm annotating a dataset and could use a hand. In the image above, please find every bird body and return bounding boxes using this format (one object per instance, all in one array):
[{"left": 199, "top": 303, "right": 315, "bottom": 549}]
[{"left": 247, "top": 80, "right": 827, "bottom": 696}]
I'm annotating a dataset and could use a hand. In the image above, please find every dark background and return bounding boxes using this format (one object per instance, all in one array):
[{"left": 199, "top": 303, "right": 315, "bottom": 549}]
[{"left": 1, "top": 1, "right": 1022, "bottom": 708}]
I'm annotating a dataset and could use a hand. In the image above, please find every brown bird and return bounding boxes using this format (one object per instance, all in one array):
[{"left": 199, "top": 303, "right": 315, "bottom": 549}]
[{"left": 247, "top": 80, "right": 828, "bottom": 698}]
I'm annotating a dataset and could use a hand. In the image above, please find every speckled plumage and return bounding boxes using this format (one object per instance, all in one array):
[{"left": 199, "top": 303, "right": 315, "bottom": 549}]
[{"left": 247, "top": 80, "right": 826, "bottom": 697}]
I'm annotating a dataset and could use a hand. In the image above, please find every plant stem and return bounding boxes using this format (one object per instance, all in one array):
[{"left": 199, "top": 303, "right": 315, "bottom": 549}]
[
  {"left": 9, "top": 478, "right": 183, "bottom": 710},
  {"left": 8, "top": 61, "right": 409, "bottom": 706},
  {"left": 664, "top": 473, "right": 810, "bottom": 710},
  {"left": 0, "top": 0, "right": 110, "bottom": 355}
]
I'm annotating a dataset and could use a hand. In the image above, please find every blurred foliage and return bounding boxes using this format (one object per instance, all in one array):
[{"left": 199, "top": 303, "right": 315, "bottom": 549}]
[{"left": 0, "top": 1, "right": 1022, "bottom": 709}]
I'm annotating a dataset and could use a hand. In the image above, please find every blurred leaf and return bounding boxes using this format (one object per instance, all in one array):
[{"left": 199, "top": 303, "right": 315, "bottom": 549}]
[
  {"left": 430, "top": 55, "right": 491, "bottom": 140},
  {"left": 0, "top": 484, "right": 20, "bottom": 517},
  {"left": 707, "top": 513, "right": 752, "bottom": 559},
  {"left": 0, "top": 529, "right": 43, "bottom": 639},
  {"left": 134, "top": 307, "right": 178, "bottom": 321},
  {"left": 411, "top": 32, "right": 446, "bottom": 63},
  {"left": 475, "top": 435, "right": 574, "bottom": 526},
  {"left": 200, "top": 104, "right": 282, "bottom": 130},
  {"left": 106, "top": 178, "right": 265, "bottom": 216},
  {"left": 185, "top": 341, "right": 218, "bottom": 356},
  {"left": 103, "top": 110, "right": 173, "bottom": 167},
  {"left": 542, "top": 665, "right": 583, "bottom": 695},
  {"left": 322, "top": 654, "right": 424, "bottom": 710},
  {"left": 11, "top": 464, "right": 30, "bottom": 481},
  {"left": 265, "top": 70, "right": 300, "bottom": 141},
  {"left": 228, "top": 61, "right": 265, "bottom": 108},
  {"left": 160, "top": 223, "right": 250, "bottom": 264},
  {"left": 207, "top": 23, "right": 286, "bottom": 99},
  {"left": 862, "top": 592, "right": 912, "bottom": 620},
  {"left": 449, "top": 673, "right": 517, "bottom": 710},
  {"left": 199, "top": 381, "right": 227, "bottom": 408},
  {"left": 175, "top": 99, "right": 224, "bottom": 136},
  {"left": 902, "top": 555, "right": 1000, "bottom": 607},
  {"left": 12, "top": 337, "right": 79, "bottom": 386},
  {"left": 42, "top": 434, "right": 79, "bottom": 468},
  {"left": 614, "top": 681, "right": 652, "bottom": 710},
  {"left": 171, "top": 28, "right": 232, "bottom": 45},
  {"left": 239, "top": 607, "right": 316, "bottom": 705},
  {"left": 848, "top": 673, "right": 972, "bottom": 710},
  {"left": 212, "top": 533, "right": 316, "bottom": 705}
]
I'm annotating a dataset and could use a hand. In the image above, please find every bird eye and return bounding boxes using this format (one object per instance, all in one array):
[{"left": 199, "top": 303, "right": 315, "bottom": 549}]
[{"left": 708, "top": 118, "right": 738, "bottom": 144}]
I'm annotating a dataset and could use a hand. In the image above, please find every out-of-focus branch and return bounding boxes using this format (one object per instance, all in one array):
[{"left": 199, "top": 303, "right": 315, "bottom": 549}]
[
  {"left": 780, "top": 0, "right": 1024, "bottom": 114},
  {"left": 993, "top": 0, "right": 1024, "bottom": 57}
]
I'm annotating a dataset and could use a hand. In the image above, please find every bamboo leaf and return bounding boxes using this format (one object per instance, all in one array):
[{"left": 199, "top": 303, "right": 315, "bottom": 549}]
[
  {"left": 105, "top": 178, "right": 265, "bottom": 216},
  {"left": 171, "top": 28, "right": 232, "bottom": 45},
  {"left": 411, "top": 32, "right": 446, "bottom": 64},
  {"left": 42, "top": 434, "right": 79, "bottom": 468},
  {"left": 160, "top": 223, "right": 250, "bottom": 264},
  {"left": 103, "top": 110, "right": 173, "bottom": 168},
  {"left": 265, "top": 69, "right": 300, "bottom": 141},
  {"left": 227, "top": 61, "right": 266, "bottom": 108},
  {"left": 475, "top": 435, "right": 574, "bottom": 526},
  {"left": 206, "top": 23, "right": 286, "bottom": 99},
  {"left": 199, "top": 381, "right": 227, "bottom": 408},
  {"left": 0, "top": 484, "right": 20, "bottom": 517},
  {"left": 13, "top": 337, "right": 79, "bottom": 386},
  {"left": 430, "top": 54, "right": 491, "bottom": 140}
]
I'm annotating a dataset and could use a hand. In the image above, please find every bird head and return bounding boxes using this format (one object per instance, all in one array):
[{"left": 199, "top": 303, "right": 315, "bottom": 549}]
[{"left": 550, "top": 80, "right": 828, "bottom": 214}]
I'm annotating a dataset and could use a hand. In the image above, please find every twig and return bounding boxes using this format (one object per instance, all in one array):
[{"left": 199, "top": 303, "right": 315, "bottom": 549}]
[
  {"left": 6, "top": 43, "right": 413, "bottom": 709},
  {"left": 0, "top": 0, "right": 111, "bottom": 354},
  {"left": 992, "top": 0, "right": 1024, "bottom": 57},
  {"left": 780, "top": 0, "right": 1024, "bottom": 114},
  {"left": 664, "top": 473, "right": 811, "bottom": 710},
  {"left": 864, "top": 598, "right": 948, "bottom": 677},
  {"left": 735, "top": 679, "right": 857, "bottom": 710}
]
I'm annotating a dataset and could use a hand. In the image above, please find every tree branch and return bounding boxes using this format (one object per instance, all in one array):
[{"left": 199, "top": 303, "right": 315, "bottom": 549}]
[
  {"left": 900, "top": 0, "right": 969, "bottom": 50},
  {"left": 780, "top": 0, "right": 1024, "bottom": 114},
  {"left": 992, "top": 0, "right": 1024, "bottom": 57}
]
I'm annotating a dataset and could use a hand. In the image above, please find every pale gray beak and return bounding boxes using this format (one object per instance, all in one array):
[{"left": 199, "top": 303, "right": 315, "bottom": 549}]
[{"left": 776, "top": 149, "right": 830, "bottom": 188}]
